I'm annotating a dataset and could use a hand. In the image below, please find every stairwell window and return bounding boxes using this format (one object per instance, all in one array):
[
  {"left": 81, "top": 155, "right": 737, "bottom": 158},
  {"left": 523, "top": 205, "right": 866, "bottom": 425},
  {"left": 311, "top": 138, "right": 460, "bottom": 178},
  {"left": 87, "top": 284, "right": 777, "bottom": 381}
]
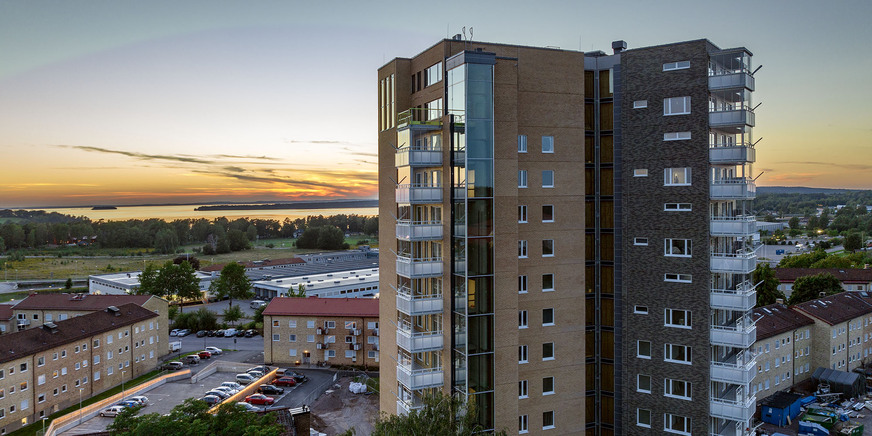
[
  {"left": 542, "top": 136, "right": 554, "bottom": 153},
  {"left": 633, "top": 100, "right": 648, "bottom": 109},
  {"left": 664, "top": 239, "right": 692, "bottom": 257},
  {"left": 518, "top": 275, "right": 528, "bottom": 294},
  {"left": 542, "top": 170, "right": 554, "bottom": 188},
  {"left": 518, "top": 205, "right": 528, "bottom": 223},
  {"left": 518, "top": 135, "right": 528, "bottom": 153},
  {"left": 664, "top": 97, "right": 691, "bottom": 115},
  {"left": 637, "top": 340, "right": 652, "bottom": 359},
  {"left": 664, "top": 168, "right": 691, "bottom": 186},
  {"left": 664, "top": 203, "right": 692, "bottom": 211},
  {"left": 518, "top": 240, "right": 528, "bottom": 258},
  {"left": 637, "top": 374, "right": 651, "bottom": 393},
  {"left": 663, "top": 61, "right": 690, "bottom": 71},
  {"left": 664, "top": 131, "right": 692, "bottom": 141},
  {"left": 542, "top": 239, "right": 554, "bottom": 257},
  {"left": 518, "top": 170, "right": 528, "bottom": 188},
  {"left": 664, "top": 273, "right": 692, "bottom": 283}
]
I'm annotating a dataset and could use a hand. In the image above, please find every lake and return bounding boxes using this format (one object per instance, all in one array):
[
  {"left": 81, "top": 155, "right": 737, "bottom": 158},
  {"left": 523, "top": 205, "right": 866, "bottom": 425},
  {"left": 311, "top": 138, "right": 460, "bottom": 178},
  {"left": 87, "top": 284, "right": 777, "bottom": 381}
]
[{"left": 33, "top": 204, "right": 379, "bottom": 221}]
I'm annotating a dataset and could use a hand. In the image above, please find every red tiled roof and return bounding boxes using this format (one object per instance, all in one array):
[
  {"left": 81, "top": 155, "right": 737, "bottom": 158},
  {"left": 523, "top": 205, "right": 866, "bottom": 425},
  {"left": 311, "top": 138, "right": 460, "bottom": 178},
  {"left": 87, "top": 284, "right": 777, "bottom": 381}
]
[
  {"left": 0, "top": 303, "right": 157, "bottom": 365},
  {"left": 200, "top": 257, "right": 306, "bottom": 272},
  {"left": 263, "top": 297, "right": 378, "bottom": 317},
  {"left": 793, "top": 292, "right": 872, "bottom": 326},
  {"left": 12, "top": 293, "right": 154, "bottom": 311},
  {"left": 0, "top": 304, "right": 13, "bottom": 320},
  {"left": 752, "top": 304, "right": 815, "bottom": 341},
  {"left": 775, "top": 268, "right": 872, "bottom": 284}
]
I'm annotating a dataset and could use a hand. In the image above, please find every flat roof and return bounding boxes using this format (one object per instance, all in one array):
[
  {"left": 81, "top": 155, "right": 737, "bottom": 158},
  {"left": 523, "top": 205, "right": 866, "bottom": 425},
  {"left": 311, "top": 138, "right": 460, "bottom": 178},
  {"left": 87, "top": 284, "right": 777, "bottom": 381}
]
[
  {"left": 253, "top": 268, "right": 378, "bottom": 292},
  {"left": 13, "top": 293, "right": 157, "bottom": 311},
  {"left": 263, "top": 297, "right": 378, "bottom": 318},
  {"left": 200, "top": 257, "right": 306, "bottom": 273},
  {"left": 0, "top": 303, "right": 158, "bottom": 365}
]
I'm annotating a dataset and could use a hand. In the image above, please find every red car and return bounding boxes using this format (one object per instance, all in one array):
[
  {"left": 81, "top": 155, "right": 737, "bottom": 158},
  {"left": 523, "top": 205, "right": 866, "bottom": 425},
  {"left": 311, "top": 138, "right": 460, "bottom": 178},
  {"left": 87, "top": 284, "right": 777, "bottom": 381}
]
[
  {"left": 244, "top": 394, "right": 275, "bottom": 405},
  {"left": 198, "top": 351, "right": 212, "bottom": 359},
  {"left": 272, "top": 377, "right": 297, "bottom": 387}
]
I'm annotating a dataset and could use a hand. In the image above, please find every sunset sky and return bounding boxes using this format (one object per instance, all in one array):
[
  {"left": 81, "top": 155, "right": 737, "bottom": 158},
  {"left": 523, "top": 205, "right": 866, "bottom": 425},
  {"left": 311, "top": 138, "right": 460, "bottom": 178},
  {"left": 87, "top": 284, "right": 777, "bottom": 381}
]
[{"left": 2, "top": 0, "right": 871, "bottom": 208}]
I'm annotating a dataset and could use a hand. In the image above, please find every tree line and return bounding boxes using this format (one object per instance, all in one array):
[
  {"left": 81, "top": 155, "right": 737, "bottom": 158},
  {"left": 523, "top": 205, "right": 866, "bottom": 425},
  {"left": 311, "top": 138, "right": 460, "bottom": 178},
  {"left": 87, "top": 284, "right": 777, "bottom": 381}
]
[{"left": 755, "top": 190, "right": 872, "bottom": 216}]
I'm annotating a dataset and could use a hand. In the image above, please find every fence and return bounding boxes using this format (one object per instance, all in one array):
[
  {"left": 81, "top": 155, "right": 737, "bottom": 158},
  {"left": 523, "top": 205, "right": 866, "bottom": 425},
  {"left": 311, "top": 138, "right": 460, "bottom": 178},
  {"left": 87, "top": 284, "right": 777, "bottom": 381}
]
[
  {"left": 209, "top": 368, "right": 279, "bottom": 413},
  {"left": 45, "top": 369, "right": 191, "bottom": 436}
]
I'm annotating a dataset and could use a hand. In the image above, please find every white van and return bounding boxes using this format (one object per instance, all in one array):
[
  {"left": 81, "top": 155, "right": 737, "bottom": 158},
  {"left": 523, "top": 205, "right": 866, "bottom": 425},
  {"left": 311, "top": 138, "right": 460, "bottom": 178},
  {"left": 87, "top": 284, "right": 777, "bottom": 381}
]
[
  {"left": 250, "top": 300, "right": 266, "bottom": 309},
  {"left": 224, "top": 329, "right": 238, "bottom": 337}
]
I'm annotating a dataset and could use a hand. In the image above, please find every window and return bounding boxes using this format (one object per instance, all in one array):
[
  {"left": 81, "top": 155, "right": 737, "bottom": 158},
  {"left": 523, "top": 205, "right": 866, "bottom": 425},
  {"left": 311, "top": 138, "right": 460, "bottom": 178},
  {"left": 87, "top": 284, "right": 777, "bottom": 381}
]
[
  {"left": 518, "top": 205, "right": 527, "bottom": 223},
  {"left": 637, "top": 374, "right": 652, "bottom": 393},
  {"left": 518, "top": 240, "right": 528, "bottom": 258},
  {"left": 518, "top": 275, "right": 528, "bottom": 294},
  {"left": 665, "top": 378, "right": 692, "bottom": 400},
  {"left": 663, "top": 97, "right": 691, "bottom": 115},
  {"left": 519, "top": 380, "right": 528, "bottom": 399},
  {"left": 307, "top": 335, "right": 315, "bottom": 342},
  {"left": 637, "top": 340, "right": 652, "bottom": 359},
  {"left": 542, "top": 136, "right": 554, "bottom": 153},
  {"left": 326, "top": 321, "right": 336, "bottom": 329},
  {"left": 288, "top": 320, "right": 297, "bottom": 328},
  {"left": 542, "top": 274, "right": 554, "bottom": 292},
  {"left": 61, "top": 367, "right": 67, "bottom": 375},
  {"left": 664, "top": 344, "right": 692, "bottom": 364},
  {"left": 634, "top": 237, "right": 649, "bottom": 246},
  {"left": 543, "top": 376, "right": 554, "bottom": 395},
  {"left": 38, "top": 375, "right": 45, "bottom": 386},
  {"left": 519, "top": 415, "right": 529, "bottom": 433},
  {"left": 272, "top": 334, "right": 280, "bottom": 342},
  {"left": 542, "top": 411, "right": 555, "bottom": 430},
  {"left": 664, "top": 168, "right": 691, "bottom": 186},
  {"left": 542, "top": 240, "right": 554, "bottom": 257},
  {"left": 289, "top": 334, "right": 297, "bottom": 342},
  {"left": 542, "top": 170, "right": 554, "bottom": 188},
  {"left": 633, "top": 169, "right": 648, "bottom": 177},
  {"left": 633, "top": 100, "right": 648, "bottom": 109},
  {"left": 307, "top": 320, "right": 315, "bottom": 329},
  {"left": 664, "top": 203, "right": 692, "bottom": 211},
  {"left": 52, "top": 353, "right": 58, "bottom": 361},
  {"left": 542, "top": 308, "right": 554, "bottom": 326},
  {"left": 519, "top": 311, "right": 528, "bottom": 329},
  {"left": 664, "top": 413, "right": 691, "bottom": 435},
  {"left": 542, "top": 205, "right": 554, "bottom": 222},
  {"left": 637, "top": 409, "right": 652, "bottom": 428},
  {"left": 519, "top": 345, "right": 528, "bottom": 363},
  {"left": 424, "top": 62, "right": 442, "bottom": 87},
  {"left": 20, "top": 363, "right": 26, "bottom": 372},
  {"left": 518, "top": 170, "right": 527, "bottom": 188},
  {"left": 20, "top": 382, "right": 27, "bottom": 391},
  {"left": 634, "top": 305, "right": 649, "bottom": 314},
  {"left": 664, "top": 131, "right": 692, "bottom": 141},
  {"left": 664, "top": 273, "right": 692, "bottom": 283},
  {"left": 272, "top": 320, "right": 279, "bottom": 327},
  {"left": 93, "top": 339, "right": 100, "bottom": 348},
  {"left": 107, "top": 367, "right": 113, "bottom": 375},
  {"left": 664, "top": 239, "right": 692, "bottom": 257},
  {"left": 542, "top": 343, "right": 554, "bottom": 360},
  {"left": 663, "top": 61, "right": 690, "bottom": 71},
  {"left": 37, "top": 357, "right": 44, "bottom": 367},
  {"left": 518, "top": 135, "right": 527, "bottom": 153},
  {"left": 94, "top": 371, "right": 100, "bottom": 381},
  {"left": 665, "top": 309, "right": 692, "bottom": 329},
  {"left": 107, "top": 351, "right": 113, "bottom": 360}
]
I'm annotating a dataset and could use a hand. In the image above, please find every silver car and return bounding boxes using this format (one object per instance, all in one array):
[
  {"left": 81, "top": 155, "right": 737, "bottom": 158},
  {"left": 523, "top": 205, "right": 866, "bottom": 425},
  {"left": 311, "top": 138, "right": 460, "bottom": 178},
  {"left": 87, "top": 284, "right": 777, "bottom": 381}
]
[{"left": 100, "top": 405, "right": 126, "bottom": 417}]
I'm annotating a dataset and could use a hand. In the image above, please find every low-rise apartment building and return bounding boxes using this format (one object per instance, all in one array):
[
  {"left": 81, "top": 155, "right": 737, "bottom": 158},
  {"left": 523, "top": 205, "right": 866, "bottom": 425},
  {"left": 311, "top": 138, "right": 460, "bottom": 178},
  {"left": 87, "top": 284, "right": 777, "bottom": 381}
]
[
  {"left": 793, "top": 292, "right": 872, "bottom": 373},
  {"left": 0, "top": 305, "right": 12, "bottom": 335},
  {"left": 749, "top": 304, "right": 814, "bottom": 400},
  {"left": 775, "top": 268, "right": 872, "bottom": 297},
  {"left": 263, "top": 297, "right": 379, "bottom": 368},
  {"left": 0, "top": 304, "right": 160, "bottom": 435}
]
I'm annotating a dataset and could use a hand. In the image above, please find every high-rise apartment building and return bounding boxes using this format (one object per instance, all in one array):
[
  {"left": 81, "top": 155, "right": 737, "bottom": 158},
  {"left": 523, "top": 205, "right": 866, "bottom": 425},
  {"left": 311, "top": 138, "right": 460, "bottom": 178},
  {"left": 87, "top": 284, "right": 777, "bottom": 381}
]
[{"left": 379, "top": 37, "right": 758, "bottom": 435}]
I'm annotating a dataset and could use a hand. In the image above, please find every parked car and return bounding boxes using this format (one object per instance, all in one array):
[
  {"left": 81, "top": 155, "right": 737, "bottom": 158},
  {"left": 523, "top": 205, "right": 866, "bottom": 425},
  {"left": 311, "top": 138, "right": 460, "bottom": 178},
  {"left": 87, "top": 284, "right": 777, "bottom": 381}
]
[
  {"left": 196, "top": 330, "right": 207, "bottom": 337},
  {"left": 272, "top": 377, "right": 297, "bottom": 387},
  {"left": 223, "top": 329, "right": 238, "bottom": 337},
  {"left": 249, "top": 300, "right": 266, "bottom": 309},
  {"left": 177, "top": 329, "right": 191, "bottom": 337},
  {"left": 115, "top": 400, "right": 140, "bottom": 408},
  {"left": 235, "top": 329, "right": 245, "bottom": 337},
  {"left": 236, "top": 401, "right": 261, "bottom": 412},
  {"left": 214, "top": 329, "right": 225, "bottom": 337},
  {"left": 198, "top": 351, "right": 212, "bottom": 359},
  {"left": 205, "top": 390, "right": 230, "bottom": 400},
  {"left": 236, "top": 373, "right": 256, "bottom": 385},
  {"left": 169, "top": 341, "right": 182, "bottom": 353},
  {"left": 100, "top": 405, "right": 127, "bottom": 417},
  {"left": 200, "top": 395, "right": 221, "bottom": 405},
  {"left": 204, "top": 346, "right": 223, "bottom": 355},
  {"left": 220, "top": 381, "right": 244, "bottom": 391},
  {"left": 248, "top": 365, "right": 270, "bottom": 373},
  {"left": 283, "top": 371, "right": 308, "bottom": 383},
  {"left": 213, "top": 386, "right": 238, "bottom": 396},
  {"left": 169, "top": 329, "right": 180, "bottom": 337},
  {"left": 246, "top": 370, "right": 264, "bottom": 378},
  {"left": 185, "top": 355, "right": 201, "bottom": 365},
  {"left": 244, "top": 394, "right": 275, "bottom": 405},
  {"left": 128, "top": 396, "right": 149, "bottom": 406},
  {"left": 161, "top": 361, "right": 184, "bottom": 371},
  {"left": 258, "top": 384, "right": 284, "bottom": 395},
  {"left": 244, "top": 329, "right": 257, "bottom": 338}
]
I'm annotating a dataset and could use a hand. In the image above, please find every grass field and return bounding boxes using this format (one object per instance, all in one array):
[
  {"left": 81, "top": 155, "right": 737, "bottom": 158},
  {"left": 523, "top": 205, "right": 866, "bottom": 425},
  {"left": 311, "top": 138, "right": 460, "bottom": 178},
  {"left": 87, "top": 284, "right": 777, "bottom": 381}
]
[{"left": 0, "top": 236, "right": 378, "bottom": 282}]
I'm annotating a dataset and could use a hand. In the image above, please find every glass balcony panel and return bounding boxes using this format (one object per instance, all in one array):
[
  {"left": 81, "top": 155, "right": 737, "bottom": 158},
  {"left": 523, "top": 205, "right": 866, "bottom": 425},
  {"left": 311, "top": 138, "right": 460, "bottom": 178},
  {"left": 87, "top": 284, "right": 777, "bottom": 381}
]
[
  {"left": 396, "top": 255, "right": 443, "bottom": 278},
  {"left": 396, "top": 184, "right": 443, "bottom": 204},
  {"left": 396, "top": 285, "right": 443, "bottom": 316},
  {"left": 710, "top": 179, "right": 756, "bottom": 200},
  {"left": 396, "top": 322, "right": 443, "bottom": 353},
  {"left": 710, "top": 395, "right": 756, "bottom": 422},
  {"left": 710, "top": 215, "right": 756, "bottom": 237},
  {"left": 710, "top": 316, "right": 757, "bottom": 348},
  {"left": 396, "top": 220, "right": 443, "bottom": 241},
  {"left": 397, "top": 363, "right": 444, "bottom": 390},
  {"left": 709, "top": 109, "right": 755, "bottom": 127},
  {"left": 710, "top": 280, "right": 758, "bottom": 311},
  {"left": 396, "top": 148, "right": 443, "bottom": 167},
  {"left": 710, "top": 351, "right": 756, "bottom": 385},
  {"left": 709, "top": 145, "right": 756, "bottom": 164},
  {"left": 708, "top": 72, "right": 755, "bottom": 91},
  {"left": 710, "top": 251, "right": 757, "bottom": 274}
]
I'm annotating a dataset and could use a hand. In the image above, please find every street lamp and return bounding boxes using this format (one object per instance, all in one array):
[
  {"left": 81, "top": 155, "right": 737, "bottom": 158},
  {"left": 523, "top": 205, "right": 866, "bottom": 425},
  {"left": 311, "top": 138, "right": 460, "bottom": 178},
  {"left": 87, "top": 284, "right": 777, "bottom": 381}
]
[
  {"left": 78, "top": 388, "right": 84, "bottom": 424},
  {"left": 42, "top": 417, "right": 47, "bottom": 435},
  {"left": 121, "top": 370, "right": 127, "bottom": 400}
]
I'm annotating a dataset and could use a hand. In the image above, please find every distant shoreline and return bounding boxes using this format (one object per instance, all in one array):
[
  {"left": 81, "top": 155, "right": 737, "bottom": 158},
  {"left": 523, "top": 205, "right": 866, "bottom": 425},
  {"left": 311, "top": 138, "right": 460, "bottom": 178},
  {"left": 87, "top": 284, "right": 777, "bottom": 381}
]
[{"left": 195, "top": 200, "right": 378, "bottom": 211}]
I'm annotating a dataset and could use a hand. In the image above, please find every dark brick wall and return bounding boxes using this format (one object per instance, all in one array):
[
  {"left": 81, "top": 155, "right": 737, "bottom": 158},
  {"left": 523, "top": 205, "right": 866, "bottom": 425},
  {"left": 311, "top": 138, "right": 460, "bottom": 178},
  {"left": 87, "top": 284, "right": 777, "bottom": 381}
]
[{"left": 620, "top": 40, "right": 712, "bottom": 435}]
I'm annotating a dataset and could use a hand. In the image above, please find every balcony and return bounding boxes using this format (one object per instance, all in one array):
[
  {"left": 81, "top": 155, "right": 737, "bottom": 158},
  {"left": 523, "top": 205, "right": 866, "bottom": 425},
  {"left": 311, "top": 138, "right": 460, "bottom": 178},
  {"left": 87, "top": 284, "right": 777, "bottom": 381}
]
[
  {"left": 396, "top": 397, "right": 424, "bottom": 415},
  {"left": 710, "top": 395, "right": 756, "bottom": 422},
  {"left": 710, "top": 215, "right": 756, "bottom": 237},
  {"left": 396, "top": 220, "right": 442, "bottom": 241},
  {"left": 711, "top": 282, "right": 758, "bottom": 311},
  {"left": 397, "top": 364, "right": 444, "bottom": 390},
  {"left": 396, "top": 323, "right": 443, "bottom": 353},
  {"left": 711, "top": 251, "right": 757, "bottom": 274},
  {"left": 709, "top": 144, "right": 756, "bottom": 164},
  {"left": 396, "top": 286, "right": 443, "bottom": 316},
  {"left": 16, "top": 319, "right": 30, "bottom": 327},
  {"left": 396, "top": 255, "right": 443, "bottom": 279},
  {"left": 395, "top": 148, "right": 442, "bottom": 167},
  {"left": 710, "top": 108, "right": 755, "bottom": 128},
  {"left": 709, "top": 72, "right": 755, "bottom": 92},
  {"left": 397, "top": 108, "right": 443, "bottom": 129},
  {"left": 711, "top": 178, "right": 756, "bottom": 200},
  {"left": 396, "top": 184, "right": 442, "bottom": 204},
  {"left": 711, "top": 352, "right": 756, "bottom": 385},
  {"left": 711, "top": 316, "right": 757, "bottom": 348}
]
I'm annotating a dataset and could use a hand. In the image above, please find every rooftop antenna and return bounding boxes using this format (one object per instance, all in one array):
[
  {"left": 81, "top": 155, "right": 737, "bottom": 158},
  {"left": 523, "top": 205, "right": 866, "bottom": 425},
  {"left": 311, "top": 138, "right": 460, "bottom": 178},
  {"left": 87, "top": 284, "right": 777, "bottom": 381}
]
[{"left": 469, "top": 27, "right": 473, "bottom": 42}]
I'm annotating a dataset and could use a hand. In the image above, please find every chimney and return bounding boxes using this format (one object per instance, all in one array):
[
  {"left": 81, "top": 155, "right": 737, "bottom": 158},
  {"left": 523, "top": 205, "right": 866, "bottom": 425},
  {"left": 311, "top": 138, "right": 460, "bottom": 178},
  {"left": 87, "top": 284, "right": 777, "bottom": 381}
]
[
  {"left": 42, "top": 322, "right": 59, "bottom": 334},
  {"left": 106, "top": 306, "right": 121, "bottom": 316},
  {"left": 612, "top": 40, "right": 627, "bottom": 54}
]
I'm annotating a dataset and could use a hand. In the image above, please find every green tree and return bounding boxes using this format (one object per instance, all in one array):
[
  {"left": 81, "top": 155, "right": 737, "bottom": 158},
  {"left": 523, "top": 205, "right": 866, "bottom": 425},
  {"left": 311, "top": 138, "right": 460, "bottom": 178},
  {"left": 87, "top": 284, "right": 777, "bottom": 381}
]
[
  {"left": 195, "top": 308, "right": 218, "bottom": 330},
  {"left": 844, "top": 232, "right": 863, "bottom": 252},
  {"left": 753, "top": 264, "right": 785, "bottom": 307},
  {"left": 788, "top": 216, "right": 800, "bottom": 229},
  {"left": 227, "top": 229, "right": 251, "bottom": 251},
  {"left": 168, "top": 305, "right": 179, "bottom": 321},
  {"left": 223, "top": 304, "right": 243, "bottom": 326},
  {"left": 372, "top": 393, "right": 508, "bottom": 436},
  {"left": 788, "top": 272, "right": 844, "bottom": 305},
  {"left": 153, "top": 228, "right": 179, "bottom": 254},
  {"left": 65, "top": 278, "right": 73, "bottom": 289},
  {"left": 108, "top": 398, "right": 283, "bottom": 436},
  {"left": 137, "top": 262, "right": 161, "bottom": 296},
  {"left": 253, "top": 304, "right": 266, "bottom": 324},
  {"left": 778, "top": 250, "right": 828, "bottom": 268},
  {"left": 296, "top": 226, "right": 346, "bottom": 250},
  {"left": 0, "top": 235, "right": 4, "bottom": 252},
  {"left": 209, "top": 262, "right": 252, "bottom": 309},
  {"left": 159, "top": 260, "right": 202, "bottom": 313}
]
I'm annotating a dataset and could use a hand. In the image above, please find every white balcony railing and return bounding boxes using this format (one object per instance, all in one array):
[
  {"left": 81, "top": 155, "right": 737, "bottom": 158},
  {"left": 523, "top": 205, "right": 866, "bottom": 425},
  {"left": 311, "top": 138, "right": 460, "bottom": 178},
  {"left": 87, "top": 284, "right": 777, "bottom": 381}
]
[
  {"left": 710, "top": 396, "right": 756, "bottom": 422},
  {"left": 396, "top": 220, "right": 443, "bottom": 241},
  {"left": 708, "top": 72, "right": 755, "bottom": 91},
  {"left": 710, "top": 178, "right": 756, "bottom": 200},
  {"left": 711, "top": 251, "right": 757, "bottom": 274},
  {"left": 397, "top": 364, "right": 444, "bottom": 390},
  {"left": 709, "top": 145, "right": 756, "bottom": 164},
  {"left": 711, "top": 283, "right": 758, "bottom": 311},
  {"left": 396, "top": 398, "right": 424, "bottom": 415},
  {"left": 396, "top": 255, "right": 443, "bottom": 278},
  {"left": 396, "top": 324, "right": 443, "bottom": 353},
  {"left": 710, "top": 215, "right": 756, "bottom": 237},
  {"left": 396, "top": 184, "right": 443, "bottom": 204},
  {"left": 710, "top": 354, "right": 757, "bottom": 385},
  {"left": 711, "top": 316, "right": 757, "bottom": 348},
  {"left": 395, "top": 148, "right": 442, "bottom": 167},
  {"left": 396, "top": 286, "right": 443, "bottom": 316}
]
